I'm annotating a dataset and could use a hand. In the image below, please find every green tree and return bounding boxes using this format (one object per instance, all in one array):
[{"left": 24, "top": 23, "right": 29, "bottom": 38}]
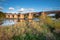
[
  {"left": 55, "top": 12, "right": 60, "bottom": 19},
  {"left": 0, "top": 11, "right": 6, "bottom": 19}
]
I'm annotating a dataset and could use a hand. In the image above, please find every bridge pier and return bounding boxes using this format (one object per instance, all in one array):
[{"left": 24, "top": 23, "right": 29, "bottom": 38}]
[
  {"left": 14, "top": 14, "right": 18, "bottom": 19},
  {"left": 28, "top": 12, "right": 33, "bottom": 22},
  {"left": 20, "top": 14, "right": 24, "bottom": 22}
]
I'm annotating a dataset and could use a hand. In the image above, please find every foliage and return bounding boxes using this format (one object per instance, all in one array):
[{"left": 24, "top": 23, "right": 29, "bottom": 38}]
[
  {"left": 54, "top": 20, "right": 60, "bottom": 29},
  {"left": 0, "top": 11, "right": 6, "bottom": 19},
  {"left": 12, "top": 32, "right": 46, "bottom": 40},
  {"left": 0, "top": 12, "right": 60, "bottom": 40},
  {"left": 55, "top": 13, "right": 60, "bottom": 19}
]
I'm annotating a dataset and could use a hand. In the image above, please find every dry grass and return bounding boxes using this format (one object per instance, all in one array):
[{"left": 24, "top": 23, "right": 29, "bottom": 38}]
[{"left": 0, "top": 16, "right": 60, "bottom": 40}]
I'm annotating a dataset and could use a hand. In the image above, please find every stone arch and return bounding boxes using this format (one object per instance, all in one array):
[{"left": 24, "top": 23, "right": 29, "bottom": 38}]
[
  {"left": 8, "top": 15, "right": 10, "bottom": 18},
  {"left": 6, "top": 14, "right": 10, "bottom": 18},
  {"left": 12, "top": 15, "right": 14, "bottom": 18},
  {"left": 17, "top": 14, "right": 20, "bottom": 18},
  {"left": 9, "top": 14, "right": 13, "bottom": 18}
]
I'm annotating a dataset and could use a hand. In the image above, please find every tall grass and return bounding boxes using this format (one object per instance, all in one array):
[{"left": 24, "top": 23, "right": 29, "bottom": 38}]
[{"left": 0, "top": 15, "right": 60, "bottom": 40}]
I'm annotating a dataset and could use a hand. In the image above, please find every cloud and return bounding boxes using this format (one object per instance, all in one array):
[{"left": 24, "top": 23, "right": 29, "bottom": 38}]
[
  {"left": 26, "top": 8, "right": 35, "bottom": 12},
  {"left": 18, "top": 8, "right": 25, "bottom": 12},
  {"left": 9, "top": 7, "right": 14, "bottom": 10},
  {"left": 0, "top": 7, "right": 3, "bottom": 10},
  {"left": 18, "top": 8, "right": 35, "bottom": 13},
  {"left": 28, "top": 8, "right": 34, "bottom": 11},
  {"left": 40, "top": 8, "right": 53, "bottom": 11},
  {"left": 20, "top": 8, "right": 25, "bottom": 11}
]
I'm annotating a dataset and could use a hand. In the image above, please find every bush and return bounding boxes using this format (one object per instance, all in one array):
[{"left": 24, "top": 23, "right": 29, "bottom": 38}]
[{"left": 12, "top": 32, "right": 46, "bottom": 40}]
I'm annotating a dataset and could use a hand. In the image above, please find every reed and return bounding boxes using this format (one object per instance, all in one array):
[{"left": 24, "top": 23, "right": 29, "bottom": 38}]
[{"left": 0, "top": 16, "right": 60, "bottom": 40}]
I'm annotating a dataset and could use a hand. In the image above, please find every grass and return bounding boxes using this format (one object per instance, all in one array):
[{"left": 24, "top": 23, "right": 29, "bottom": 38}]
[{"left": 0, "top": 16, "right": 60, "bottom": 40}]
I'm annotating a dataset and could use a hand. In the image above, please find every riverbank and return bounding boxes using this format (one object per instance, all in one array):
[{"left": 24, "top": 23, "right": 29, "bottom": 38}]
[
  {"left": 0, "top": 20, "right": 60, "bottom": 40},
  {"left": 0, "top": 16, "right": 60, "bottom": 40}
]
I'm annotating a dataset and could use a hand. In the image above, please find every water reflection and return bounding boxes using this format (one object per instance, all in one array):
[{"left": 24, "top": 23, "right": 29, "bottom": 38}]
[
  {"left": 2, "top": 19, "right": 16, "bottom": 26},
  {"left": 1, "top": 18, "right": 40, "bottom": 26},
  {"left": 33, "top": 18, "right": 40, "bottom": 21},
  {"left": 1, "top": 18, "right": 55, "bottom": 26}
]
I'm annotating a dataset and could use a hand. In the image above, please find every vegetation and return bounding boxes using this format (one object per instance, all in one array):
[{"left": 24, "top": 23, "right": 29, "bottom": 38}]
[
  {"left": 55, "top": 12, "right": 60, "bottom": 19},
  {"left": 0, "top": 12, "right": 60, "bottom": 40},
  {"left": 0, "top": 11, "right": 6, "bottom": 19}
]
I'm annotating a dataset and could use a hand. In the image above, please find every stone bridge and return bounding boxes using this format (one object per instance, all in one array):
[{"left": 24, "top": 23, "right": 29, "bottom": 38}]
[{"left": 6, "top": 11, "right": 60, "bottom": 19}]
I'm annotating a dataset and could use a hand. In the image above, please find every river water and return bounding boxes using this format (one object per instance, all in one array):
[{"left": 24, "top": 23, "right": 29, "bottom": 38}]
[
  {"left": 0, "top": 18, "right": 40, "bottom": 26},
  {"left": 0, "top": 18, "right": 56, "bottom": 26}
]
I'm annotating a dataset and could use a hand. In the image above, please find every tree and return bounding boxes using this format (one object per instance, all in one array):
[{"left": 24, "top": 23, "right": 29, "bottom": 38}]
[
  {"left": 55, "top": 12, "right": 60, "bottom": 19},
  {"left": 0, "top": 11, "right": 6, "bottom": 19}
]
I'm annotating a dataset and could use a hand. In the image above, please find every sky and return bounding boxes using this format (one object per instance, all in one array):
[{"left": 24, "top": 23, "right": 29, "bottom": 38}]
[{"left": 0, "top": 0, "right": 60, "bottom": 13}]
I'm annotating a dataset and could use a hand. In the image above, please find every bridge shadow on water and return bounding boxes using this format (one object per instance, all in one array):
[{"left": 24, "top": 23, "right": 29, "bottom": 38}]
[{"left": 1, "top": 18, "right": 40, "bottom": 26}]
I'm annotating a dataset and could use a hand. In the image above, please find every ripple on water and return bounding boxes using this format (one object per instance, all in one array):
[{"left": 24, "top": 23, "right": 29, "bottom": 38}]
[{"left": 1, "top": 19, "right": 17, "bottom": 26}]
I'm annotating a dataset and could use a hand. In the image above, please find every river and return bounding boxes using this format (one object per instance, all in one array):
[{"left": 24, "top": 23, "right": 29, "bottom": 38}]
[{"left": 0, "top": 18, "right": 40, "bottom": 26}]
